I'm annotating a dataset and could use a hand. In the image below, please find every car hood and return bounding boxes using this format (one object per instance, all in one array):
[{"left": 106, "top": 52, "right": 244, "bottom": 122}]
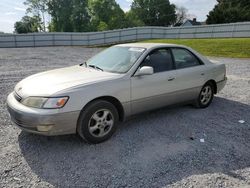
[{"left": 15, "top": 65, "right": 121, "bottom": 98}]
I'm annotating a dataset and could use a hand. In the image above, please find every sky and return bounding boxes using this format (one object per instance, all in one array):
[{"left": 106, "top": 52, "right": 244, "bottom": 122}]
[{"left": 0, "top": 0, "right": 217, "bottom": 33}]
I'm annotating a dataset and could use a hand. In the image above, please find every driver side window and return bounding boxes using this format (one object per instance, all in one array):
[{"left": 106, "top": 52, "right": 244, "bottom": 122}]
[{"left": 140, "top": 48, "right": 174, "bottom": 73}]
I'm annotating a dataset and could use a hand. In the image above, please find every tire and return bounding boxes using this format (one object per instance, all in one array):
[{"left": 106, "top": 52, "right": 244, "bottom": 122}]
[
  {"left": 77, "top": 100, "right": 119, "bottom": 144},
  {"left": 195, "top": 82, "right": 214, "bottom": 108}
]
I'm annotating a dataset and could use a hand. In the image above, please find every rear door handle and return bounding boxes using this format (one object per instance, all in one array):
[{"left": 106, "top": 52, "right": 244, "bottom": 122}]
[
  {"left": 201, "top": 73, "right": 205, "bottom": 76},
  {"left": 168, "top": 77, "right": 175, "bottom": 81}
]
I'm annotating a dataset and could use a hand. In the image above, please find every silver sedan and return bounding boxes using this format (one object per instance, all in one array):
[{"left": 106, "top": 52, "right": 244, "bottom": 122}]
[{"left": 7, "top": 43, "right": 227, "bottom": 144}]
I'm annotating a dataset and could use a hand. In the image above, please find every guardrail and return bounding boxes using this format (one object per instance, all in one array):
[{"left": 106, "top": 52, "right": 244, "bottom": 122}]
[{"left": 0, "top": 22, "right": 250, "bottom": 48}]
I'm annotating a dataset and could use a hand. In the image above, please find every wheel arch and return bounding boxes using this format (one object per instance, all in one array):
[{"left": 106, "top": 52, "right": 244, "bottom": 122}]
[
  {"left": 205, "top": 79, "right": 217, "bottom": 94},
  {"left": 80, "top": 96, "right": 125, "bottom": 122}
]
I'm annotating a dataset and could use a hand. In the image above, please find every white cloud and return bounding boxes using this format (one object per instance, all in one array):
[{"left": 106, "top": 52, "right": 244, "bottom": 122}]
[
  {"left": 14, "top": 7, "right": 26, "bottom": 11},
  {"left": 170, "top": 0, "right": 217, "bottom": 21},
  {"left": 118, "top": 0, "right": 217, "bottom": 21},
  {"left": 5, "top": 12, "right": 17, "bottom": 15},
  {"left": 123, "top": 7, "right": 130, "bottom": 12}
]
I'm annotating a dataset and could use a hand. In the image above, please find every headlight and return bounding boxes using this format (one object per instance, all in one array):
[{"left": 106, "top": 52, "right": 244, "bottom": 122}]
[
  {"left": 21, "top": 97, "right": 69, "bottom": 109},
  {"left": 43, "top": 97, "right": 69, "bottom": 109},
  {"left": 21, "top": 97, "right": 47, "bottom": 108}
]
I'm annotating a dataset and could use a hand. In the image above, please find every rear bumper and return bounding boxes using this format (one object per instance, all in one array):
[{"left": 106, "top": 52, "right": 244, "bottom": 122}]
[
  {"left": 217, "top": 77, "right": 227, "bottom": 93},
  {"left": 7, "top": 92, "right": 80, "bottom": 136}
]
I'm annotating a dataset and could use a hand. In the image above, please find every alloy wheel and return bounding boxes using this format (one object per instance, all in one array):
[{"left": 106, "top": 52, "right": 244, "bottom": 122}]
[
  {"left": 200, "top": 85, "right": 212, "bottom": 105},
  {"left": 88, "top": 109, "right": 114, "bottom": 138}
]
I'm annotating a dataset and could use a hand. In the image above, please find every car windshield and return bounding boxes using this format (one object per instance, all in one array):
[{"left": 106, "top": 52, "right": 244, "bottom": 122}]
[{"left": 87, "top": 46, "right": 146, "bottom": 73}]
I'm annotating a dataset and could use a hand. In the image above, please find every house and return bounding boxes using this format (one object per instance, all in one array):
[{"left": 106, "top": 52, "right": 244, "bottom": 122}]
[{"left": 181, "top": 18, "right": 205, "bottom": 27}]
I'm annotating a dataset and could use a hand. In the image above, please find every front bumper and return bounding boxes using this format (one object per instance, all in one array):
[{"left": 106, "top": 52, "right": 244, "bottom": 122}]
[
  {"left": 7, "top": 92, "right": 80, "bottom": 136},
  {"left": 217, "top": 77, "right": 227, "bottom": 93}
]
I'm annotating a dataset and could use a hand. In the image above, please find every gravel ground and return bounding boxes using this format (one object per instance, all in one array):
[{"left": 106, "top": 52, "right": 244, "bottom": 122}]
[{"left": 0, "top": 47, "right": 250, "bottom": 188}]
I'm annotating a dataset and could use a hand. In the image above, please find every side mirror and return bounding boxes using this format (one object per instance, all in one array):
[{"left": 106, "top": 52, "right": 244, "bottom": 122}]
[{"left": 134, "top": 66, "right": 154, "bottom": 76}]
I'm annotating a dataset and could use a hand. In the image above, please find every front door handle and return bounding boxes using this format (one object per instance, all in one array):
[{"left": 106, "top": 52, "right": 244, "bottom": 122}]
[{"left": 168, "top": 77, "right": 175, "bottom": 81}]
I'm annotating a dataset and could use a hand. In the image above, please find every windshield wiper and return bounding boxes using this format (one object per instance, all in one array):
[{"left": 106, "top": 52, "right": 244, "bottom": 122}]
[
  {"left": 79, "top": 62, "right": 88, "bottom": 67},
  {"left": 88, "top": 65, "right": 104, "bottom": 71}
]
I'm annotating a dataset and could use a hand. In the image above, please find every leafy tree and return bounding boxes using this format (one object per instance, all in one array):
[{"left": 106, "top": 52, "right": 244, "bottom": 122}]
[
  {"left": 24, "top": 0, "right": 48, "bottom": 32},
  {"left": 97, "top": 21, "right": 108, "bottom": 31},
  {"left": 14, "top": 16, "right": 41, "bottom": 33},
  {"left": 207, "top": 0, "right": 250, "bottom": 24},
  {"left": 125, "top": 10, "right": 144, "bottom": 27},
  {"left": 48, "top": 0, "right": 90, "bottom": 32},
  {"left": 72, "top": 0, "right": 91, "bottom": 32},
  {"left": 48, "top": 0, "right": 74, "bottom": 32},
  {"left": 108, "top": 5, "right": 127, "bottom": 30},
  {"left": 131, "top": 0, "right": 176, "bottom": 26},
  {"left": 14, "top": 22, "right": 27, "bottom": 33},
  {"left": 89, "top": 0, "right": 127, "bottom": 31},
  {"left": 16, "top": 0, "right": 185, "bottom": 33}
]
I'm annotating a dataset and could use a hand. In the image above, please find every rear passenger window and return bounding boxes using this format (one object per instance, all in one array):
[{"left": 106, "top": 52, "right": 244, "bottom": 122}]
[
  {"left": 172, "top": 48, "right": 201, "bottom": 69},
  {"left": 140, "top": 49, "right": 174, "bottom": 73}
]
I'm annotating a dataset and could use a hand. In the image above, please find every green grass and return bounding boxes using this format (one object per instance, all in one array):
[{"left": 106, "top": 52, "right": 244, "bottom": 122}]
[{"left": 140, "top": 38, "right": 250, "bottom": 58}]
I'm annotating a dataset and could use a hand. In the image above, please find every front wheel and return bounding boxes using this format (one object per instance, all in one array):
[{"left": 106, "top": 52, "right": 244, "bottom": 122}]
[
  {"left": 195, "top": 82, "right": 214, "bottom": 108},
  {"left": 77, "top": 100, "right": 119, "bottom": 144}
]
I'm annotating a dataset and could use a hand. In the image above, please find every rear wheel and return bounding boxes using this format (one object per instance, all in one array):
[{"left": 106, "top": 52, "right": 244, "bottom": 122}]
[
  {"left": 195, "top": 82, "right": 214, "bottom": 108},
  {"left": 77, "top": 100, "right": 119, "bottom": 144}
]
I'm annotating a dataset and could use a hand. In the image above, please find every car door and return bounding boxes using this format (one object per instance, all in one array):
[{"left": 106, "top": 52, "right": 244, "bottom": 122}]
[
  {"left": 171, "top": 48, "right": 207, "bottom": 101},
  {"left": 130, "top": 48, "right": 178, "bottom": 115}
]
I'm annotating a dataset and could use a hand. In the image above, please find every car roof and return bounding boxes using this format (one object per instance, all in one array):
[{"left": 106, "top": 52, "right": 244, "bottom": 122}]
[
  {"left": 115, "top": 42, "right": 212, "bottom": 65},
  {"left": 115, "top": 43, "right": 186, "bottom": 50}
]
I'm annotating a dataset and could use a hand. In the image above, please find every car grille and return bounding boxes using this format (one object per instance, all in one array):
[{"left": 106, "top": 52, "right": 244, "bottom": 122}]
[
  {"left": 7, "top": 105, "right": 36, "bottom": 130},
  {"left": 12, "top": 118, "right": 37, "bottom": 131},
  {"left": 14, "top": 92, "right": 22, "bottom": 102}
]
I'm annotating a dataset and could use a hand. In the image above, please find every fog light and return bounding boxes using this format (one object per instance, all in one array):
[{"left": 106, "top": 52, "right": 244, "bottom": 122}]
[{"left": 37, "top": 125, "right": 54, "bottom": 132}]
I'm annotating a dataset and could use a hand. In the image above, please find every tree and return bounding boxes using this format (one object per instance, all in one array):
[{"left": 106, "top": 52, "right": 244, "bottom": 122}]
[
  {"left": 71, "top": 0, "right": 91, "bottom": 32},
  {"left": 48, "top": 0, "right": 74, "bottom": 32},
  {"left": 207, "top": 0, "right": 250, "bottom": 24},
  {"left": 48, "top": 0, "right": 90, "bottom": 32},
  {"left": 174, "top": 6, "right": 187, "bottom": 26},
  {"left": 108, "top": 4, "right": 127, "bottom": 30},
  {"left": 14, "top": 16, "right": 41, "bottom": 33},
  {"left": 97, "top": 21, "right": 108, "bottom": 31},
  {"left": 15, "top": 22, "right": 27, "bottom": 34},
  {"left": 88, "top": 0, "right": 127, "bottom": 31},
  {"left": 125, "top": 10, "right": 144, "bottom": 27},
  {"left": 131, "top": 0, "right": 176, "bottom": 26},
  {"left": 24, "top": 0, "right": 48, "bottom": 32}
]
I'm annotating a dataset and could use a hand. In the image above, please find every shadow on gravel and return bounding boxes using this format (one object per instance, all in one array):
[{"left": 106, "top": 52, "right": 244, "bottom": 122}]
[{"left": 18, "top": 97, "right": 250, "bottom": 187}]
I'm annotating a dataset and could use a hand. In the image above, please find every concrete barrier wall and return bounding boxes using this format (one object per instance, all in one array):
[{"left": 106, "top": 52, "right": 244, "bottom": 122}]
[{"left": 0, "top": 22, "right": 250, "bottom": 48}]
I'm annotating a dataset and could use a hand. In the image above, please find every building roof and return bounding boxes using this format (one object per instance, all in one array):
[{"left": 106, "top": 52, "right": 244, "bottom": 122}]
[
  {"left": 181, "top": 18, "right": 203, "bottom": 26},
  {"left": 188, "top": 19, "right": 202, "bottom": 26}
]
